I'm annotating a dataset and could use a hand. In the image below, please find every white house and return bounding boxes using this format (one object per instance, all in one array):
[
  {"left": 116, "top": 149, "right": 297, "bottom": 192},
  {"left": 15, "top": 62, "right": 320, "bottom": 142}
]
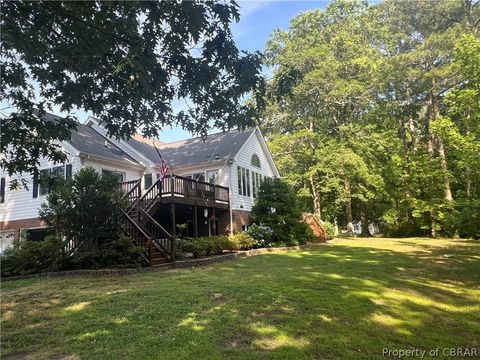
[{"left": 0, "top": 113, "right": 280, "bottom": 253}]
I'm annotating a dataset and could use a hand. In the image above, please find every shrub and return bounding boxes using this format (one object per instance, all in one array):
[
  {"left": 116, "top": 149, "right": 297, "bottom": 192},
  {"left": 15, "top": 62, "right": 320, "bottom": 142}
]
[
  {"left": 179, "top": 236, "right": 238, "bottom": 258},
  {"left": 0, "top": 235, "right": 70, "bottom": 276},
  {"left": 39, "top": 167, "right": 128, "bottom": 254},
  {"left": 71, "top": 235, "right": 143, "bottom": 269},
  {"left": 246, "top": 224, "right": 274, "bottom": 248},
  {"left": 230, "top": 232, "right": 255, "bottom": 250},
  {"left": 322, "top": 221, "right": 336, "bottom": 240},
  {"left": 250, "top": 178, "right": 315, "bottom": 246},
  {"left": 180, "top": 238, "right": 204, "bottom": 258},
  {"left": 214, "top": 236, "right": 237, "bottom": 253}
]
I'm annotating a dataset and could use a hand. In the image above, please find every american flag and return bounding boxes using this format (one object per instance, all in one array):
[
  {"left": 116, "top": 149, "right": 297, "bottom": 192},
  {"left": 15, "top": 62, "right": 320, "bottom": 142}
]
[{"left": 153, "top": 142, "right": 169, "bottom": 180}]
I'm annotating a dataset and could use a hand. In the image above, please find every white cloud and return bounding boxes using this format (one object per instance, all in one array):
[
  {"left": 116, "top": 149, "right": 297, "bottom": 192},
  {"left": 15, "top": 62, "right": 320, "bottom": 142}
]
[{"left": 237, "top": 0, "right": 272, "bottom": 18}]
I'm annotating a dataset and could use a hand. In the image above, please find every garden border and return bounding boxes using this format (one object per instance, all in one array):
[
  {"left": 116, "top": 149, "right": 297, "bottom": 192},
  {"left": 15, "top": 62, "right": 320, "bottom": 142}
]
[{"left": 1, "top": 243, "right": 324, "bottom": 281}]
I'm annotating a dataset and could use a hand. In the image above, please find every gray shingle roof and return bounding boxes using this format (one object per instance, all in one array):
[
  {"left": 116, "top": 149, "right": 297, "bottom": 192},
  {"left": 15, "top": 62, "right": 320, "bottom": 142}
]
[
  {"left": 36, "top": 112, "right": 140, "bottom": 166},
  {"left": 70, "top": 125, "right": 140, "bottom": 166},
  {"left": 41, "top": 112, "right": 254, "bottom": 169},
  {"left": 127, "top": 129, "right": 255, "bottom": 168}
]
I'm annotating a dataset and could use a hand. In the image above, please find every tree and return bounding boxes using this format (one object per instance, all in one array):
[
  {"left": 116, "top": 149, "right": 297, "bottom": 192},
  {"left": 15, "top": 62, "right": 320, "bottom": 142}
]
[
  {"left": 250, "top": 178, "right": 315, "bottom": 245},
  {"left": 262, "top": 0, "right": 480, "bottom": 238},
  {"left": 264, "top": 0, "right": 385, "bottom": 233},
  {"left": 1, "top": 1, "right": 265, "bottom": 184},
  {"left": 39, "top": 166, "right": 128, "bottom": 252}
]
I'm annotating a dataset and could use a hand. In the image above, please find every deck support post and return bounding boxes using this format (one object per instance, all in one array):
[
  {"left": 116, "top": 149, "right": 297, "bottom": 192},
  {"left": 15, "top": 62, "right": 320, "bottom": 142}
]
[
  {"left": 193, "top": 205, "right": 198, "bottom": 238},
  {"left": 212, "top": 208, "right": 216, "bottom": 236},
  {"left": 170, "top": 202, "right": 176, "bottom": 236}
]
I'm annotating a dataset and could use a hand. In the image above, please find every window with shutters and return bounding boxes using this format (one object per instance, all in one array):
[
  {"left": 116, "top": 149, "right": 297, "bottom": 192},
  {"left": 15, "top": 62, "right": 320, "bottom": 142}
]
[{"left": 38, "top": 165, "right": 70, "bottom": 196}]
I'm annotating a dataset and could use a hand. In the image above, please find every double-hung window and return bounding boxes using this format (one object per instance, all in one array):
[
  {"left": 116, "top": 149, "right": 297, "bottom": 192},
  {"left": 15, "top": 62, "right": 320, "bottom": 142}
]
[
  {"left": 38, "top": 165, "right": 71, "bottom": 196},
  {"left": 101, "top": 169, "right": 125, "bottom": 182}
]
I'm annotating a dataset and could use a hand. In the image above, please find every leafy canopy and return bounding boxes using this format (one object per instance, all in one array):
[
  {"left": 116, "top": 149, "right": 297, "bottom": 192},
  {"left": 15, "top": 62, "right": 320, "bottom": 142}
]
[{"left": 1, "top": 1, "right": 265, "bottom": 181}]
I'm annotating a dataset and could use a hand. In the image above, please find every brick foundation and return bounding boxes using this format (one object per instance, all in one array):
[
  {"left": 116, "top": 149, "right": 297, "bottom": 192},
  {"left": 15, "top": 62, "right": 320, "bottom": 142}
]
[
  {"left": 216, "top": 209, "right": 251, "bottom": 234},
  {"left": 232, "top": 209, "right": 250, "bottom": 233},
  {"left": 0, "top": 218, "right": 46, "bottom": 241}
]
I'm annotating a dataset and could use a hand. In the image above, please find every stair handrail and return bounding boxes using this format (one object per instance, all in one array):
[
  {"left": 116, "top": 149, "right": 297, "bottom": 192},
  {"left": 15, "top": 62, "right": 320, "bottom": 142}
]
[
  {"left": 139, "top": 177, "right": 162, "bottom": 212},
  {"left": 138, "top": 208, "right": 174, "bottom": 259},
  {"left": 121, "top": 179, "right": 142, "bottom": 203},
  {"left": 122, "top": 211, "right": 149, "bottom": 243}
]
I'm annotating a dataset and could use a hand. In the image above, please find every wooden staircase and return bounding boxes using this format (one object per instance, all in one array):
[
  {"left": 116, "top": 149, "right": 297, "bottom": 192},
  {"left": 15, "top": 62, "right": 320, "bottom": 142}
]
[{"left": 120, "top": 178, "right": 175, "bottom": 268}]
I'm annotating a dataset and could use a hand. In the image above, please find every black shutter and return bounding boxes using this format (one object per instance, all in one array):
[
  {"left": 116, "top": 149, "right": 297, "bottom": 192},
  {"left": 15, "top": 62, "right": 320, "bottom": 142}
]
[
  {"left": 0, "top": 177, "right": 5, "bottom": 203},
  {"left": 32, "top": 174, "right": 38, "bottom": 198},
  {"left": 65, "top": 164, "right": 72, "bottom": 181}
]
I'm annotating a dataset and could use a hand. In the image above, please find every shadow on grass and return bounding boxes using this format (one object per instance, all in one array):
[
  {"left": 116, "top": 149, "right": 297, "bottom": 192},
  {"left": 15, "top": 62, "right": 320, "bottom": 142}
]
[{"left": 2, "top": 239, "right": 480, "bottom": 359}]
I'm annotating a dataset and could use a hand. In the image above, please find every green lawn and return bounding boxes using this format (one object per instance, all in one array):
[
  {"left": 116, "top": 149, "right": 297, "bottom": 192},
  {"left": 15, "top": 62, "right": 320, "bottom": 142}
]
[{"left": 1, "top": 238, "right": 479, "bottom": 359}]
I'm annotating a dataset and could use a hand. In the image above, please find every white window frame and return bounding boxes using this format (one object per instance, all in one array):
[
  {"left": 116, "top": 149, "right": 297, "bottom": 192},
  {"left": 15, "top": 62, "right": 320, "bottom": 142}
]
[
  {"left": 0, "top": 230, "right": 15, "bottom": 253},
  {"left": 39, "top": 165, "right": 67, "bottom": 196},
  {"left": 101, "top": 169, "right": 126, "bottom": 182}
]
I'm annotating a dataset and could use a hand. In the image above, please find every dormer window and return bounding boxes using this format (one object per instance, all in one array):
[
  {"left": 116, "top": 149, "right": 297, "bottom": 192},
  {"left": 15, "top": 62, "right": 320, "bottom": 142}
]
[{"left": 251, "top": 154, "right": 261, "bottom": 168}]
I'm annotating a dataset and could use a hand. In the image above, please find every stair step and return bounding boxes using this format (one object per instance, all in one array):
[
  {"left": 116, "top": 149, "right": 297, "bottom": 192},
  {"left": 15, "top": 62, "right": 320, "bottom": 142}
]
[
  {"left": 151, "top": 257, "right": 170, "bottom": 265},
  {"left": 151, "top": 262, "right": 172, "bottom": 269}
]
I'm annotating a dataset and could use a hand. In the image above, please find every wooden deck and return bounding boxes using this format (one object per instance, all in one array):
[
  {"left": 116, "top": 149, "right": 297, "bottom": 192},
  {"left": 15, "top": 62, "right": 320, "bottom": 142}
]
[{"left": 120, "top": 174, "right": 230, "bottom": 209}]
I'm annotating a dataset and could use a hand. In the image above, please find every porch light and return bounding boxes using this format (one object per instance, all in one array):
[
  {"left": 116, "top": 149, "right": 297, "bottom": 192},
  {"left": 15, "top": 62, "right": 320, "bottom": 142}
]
[{"left": 204, "top": 208, "right": 208, "bottom": 218}]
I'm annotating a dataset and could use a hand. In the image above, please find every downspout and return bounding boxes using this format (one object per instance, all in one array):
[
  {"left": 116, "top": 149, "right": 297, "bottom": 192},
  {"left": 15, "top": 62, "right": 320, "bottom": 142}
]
[{"left": 228, "top": 159, "right": 234, "bottom": 236}]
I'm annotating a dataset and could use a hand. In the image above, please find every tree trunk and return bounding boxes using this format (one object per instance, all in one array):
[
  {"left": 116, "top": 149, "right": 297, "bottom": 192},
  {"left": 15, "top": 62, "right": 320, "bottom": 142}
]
[
  {"left": 310, "top": 174, "right": 322, "bottom": 221},
  {"left": 360, "top": 205, "right": 370, "bottom": 237},
  {"left": 466, "top": 166, "right": 472, "bottom": 198},
  {"left": 430, "top": 86, "right": 453, "bottom": 203},
  {"left": 430, "top": 211, "right": 436, "bottom": 238},
  {"left": 408, "top": 117, "right": 417, "bottom": 153},
  {"left": 344, "top": 179, "right": 354, "bottom": 236},
  {"left": 436, "top": 136, "right": 453, "bottom": 202}
]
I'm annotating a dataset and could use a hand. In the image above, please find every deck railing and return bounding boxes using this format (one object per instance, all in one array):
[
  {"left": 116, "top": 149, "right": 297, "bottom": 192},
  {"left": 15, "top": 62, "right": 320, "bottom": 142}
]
[
  {"left": 161, "top": 174, "right": 229, "bottom": 204},
  {"left": 119, "top": 175, "right": 229, "bottom": 206}
]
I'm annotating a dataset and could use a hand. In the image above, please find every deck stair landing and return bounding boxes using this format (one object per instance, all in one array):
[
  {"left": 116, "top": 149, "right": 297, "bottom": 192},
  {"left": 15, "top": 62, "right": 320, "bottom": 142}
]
[{"left": 120, "top": 178, "right": 175, "bottom": 268}]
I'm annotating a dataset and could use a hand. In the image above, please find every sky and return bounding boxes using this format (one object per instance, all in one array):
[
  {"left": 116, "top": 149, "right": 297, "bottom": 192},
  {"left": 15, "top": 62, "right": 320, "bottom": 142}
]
[
  {"left": 2, "top": 1, "right": 330, "bottom": 142},
  {"left": 160, "top": 0, "right": 328, "bottom": 142}
]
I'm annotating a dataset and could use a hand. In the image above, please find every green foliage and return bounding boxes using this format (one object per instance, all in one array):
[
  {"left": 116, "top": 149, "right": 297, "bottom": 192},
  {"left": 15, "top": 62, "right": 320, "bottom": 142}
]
[
  {"left": 250, "top": 178, "right": 315, "bottom": 246},
  {"left": 2, "top": 238, "right": 479, "bottom": 359},
  {"left": 28, "top": 167, "right": 144, "bottom": 271},
  {"left": 444, "top": 200, "right": 480, "bottom": 240},
  {"left": 229, "top": 232, "right": 256, "bottom": 250},
  {"left": 321, "top": 221, "right": 336, "bottom": 240},
  {"left": 246, "top": 224, "right": 274, "bottom": 248},
  {"left": 262, "top": 0, "right": 480, "bottom": 238},
  {"left": 70, "top": 235, "right": 143, "bottom": 269},
  {"left": 39, "top": 167, "right": 128, "bottom": 251},
  {"left": 1, "top": 1, "right": 265, "bottom": 185},
  {"left": 0, "top": 235, "right": 70, "bottom": 276},
  {"left": 180, "top": 236, "right": 236, "bottom": 258}
]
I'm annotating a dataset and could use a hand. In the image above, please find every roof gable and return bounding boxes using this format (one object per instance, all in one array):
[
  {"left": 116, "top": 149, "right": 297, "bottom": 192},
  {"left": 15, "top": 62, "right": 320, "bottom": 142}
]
[
  {"left": 40, "top": 113, "right": 140, "bottom": 166},
  {"left": 127, "top": 129, "right": 255, "bottom": 169},
  {"left": 70, "top": 125, "right": 140, "bottom": 166}
]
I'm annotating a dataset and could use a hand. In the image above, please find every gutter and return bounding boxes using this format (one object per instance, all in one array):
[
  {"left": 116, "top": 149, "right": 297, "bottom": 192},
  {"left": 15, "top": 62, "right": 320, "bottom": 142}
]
[{"left": 78, "top": 153, "right": 146, "bottom": 171}]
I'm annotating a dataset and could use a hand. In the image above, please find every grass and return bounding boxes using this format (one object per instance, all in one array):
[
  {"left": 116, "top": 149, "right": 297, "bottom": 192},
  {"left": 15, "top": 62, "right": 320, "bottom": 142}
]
[{"left": 1, "top": 237, "right": 480, "bottom": 360}]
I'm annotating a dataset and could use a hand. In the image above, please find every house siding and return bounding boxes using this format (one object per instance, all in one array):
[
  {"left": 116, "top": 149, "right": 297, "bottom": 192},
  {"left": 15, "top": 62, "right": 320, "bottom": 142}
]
[
  {"left": 83, "top": 159, "right": 142, "bottom": 182},
  {"left": 175, "top": 163, "right": 230, "bottom": 189},
  {"left": 0, "top": 150, "right": 81, "bottom": 223},
  {"left": 231, "top": 130, "right": 277, "bottom": 212}
]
